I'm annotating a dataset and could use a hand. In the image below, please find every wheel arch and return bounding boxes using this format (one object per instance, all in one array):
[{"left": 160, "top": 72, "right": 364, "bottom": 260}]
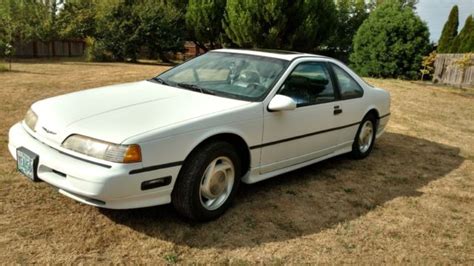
[
  {"left": 365, "top": 107, "right": 380, "bottom": 119},
  {"left": 363, "top": 106, "right": 381, "bottom": 126},
  {"left": 180, "top": 132, "right": 251, "bottom": 179}
]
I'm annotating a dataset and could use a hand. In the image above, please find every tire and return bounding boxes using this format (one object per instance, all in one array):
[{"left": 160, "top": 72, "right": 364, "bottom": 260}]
[
  {"left": 351, "top": 113, "right": 377, "bottom": 159},
  {"left": 172, "top": 141, "right": 241, "bottom": 222}
]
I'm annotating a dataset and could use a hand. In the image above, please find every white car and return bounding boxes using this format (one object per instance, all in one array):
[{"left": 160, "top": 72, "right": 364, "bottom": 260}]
[{"left": 8, "top": 49, "right": 390, "bottom": 221}]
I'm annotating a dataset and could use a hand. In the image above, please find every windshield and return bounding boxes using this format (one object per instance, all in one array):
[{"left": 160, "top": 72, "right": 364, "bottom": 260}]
[{"left": 155, "top": 52, "right": 289, "bottom": 101}]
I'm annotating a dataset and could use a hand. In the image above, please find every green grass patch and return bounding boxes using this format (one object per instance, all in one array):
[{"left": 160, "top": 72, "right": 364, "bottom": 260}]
[
  {"left": 164, "top": 253, "right": 178, "bottom": 264},
  {"left": 0, "top": 62, "right": 9, "bottom": 72}
]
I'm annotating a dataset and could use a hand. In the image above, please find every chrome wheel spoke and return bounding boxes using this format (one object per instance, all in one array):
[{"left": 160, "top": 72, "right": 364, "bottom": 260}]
[
  {"left": 204, "top": 159, "right": 217, "bottom": 180},
  {"left": 204, "top": 198, "right": 216, "bottom": 207},
  {"left": 199, "top": 156, "right": 235, "bottom": 211},
  {"left": 359, "top": 120, "right": 374, "bottom": 153},
  {"left": 214, "top": 163, "right": 232, "bottom": 175}
]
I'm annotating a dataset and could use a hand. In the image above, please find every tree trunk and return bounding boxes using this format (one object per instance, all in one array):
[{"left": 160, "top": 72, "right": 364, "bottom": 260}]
[
  {"left": 159, "top": 52, "right": 171, "bottom": 63},
  {"left": 33, "top": 41, "right": 38, "bottom": 58},
  {"left": 52, "top": 41, "right": 56, "bottom": 57}
]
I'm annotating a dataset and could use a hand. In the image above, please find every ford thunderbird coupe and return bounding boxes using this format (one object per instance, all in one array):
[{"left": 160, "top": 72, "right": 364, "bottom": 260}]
[{"left": 8, "top": 49, "right": 390, "bottom": 221}]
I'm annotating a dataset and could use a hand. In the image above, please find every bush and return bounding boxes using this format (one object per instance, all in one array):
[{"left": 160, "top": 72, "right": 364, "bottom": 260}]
[
  {"left": 350, "top": 1, "right": 430, "bottom": 79},
  {"left": 84, "top": 36, "right": 112, "bottom": 62},
  {"left": 420, "top": 51, "right": 437, "bottom": 80},
  {"left": 453, "top": 53, "right": 473, "bottom": 86}
]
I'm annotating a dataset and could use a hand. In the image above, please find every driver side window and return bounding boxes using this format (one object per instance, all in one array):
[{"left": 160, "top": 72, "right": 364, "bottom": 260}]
[{"left": 280, "top": 62, "right": 335, "bottom": 107}]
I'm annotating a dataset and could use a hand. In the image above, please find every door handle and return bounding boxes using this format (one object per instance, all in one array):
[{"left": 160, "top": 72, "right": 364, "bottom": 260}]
[{"left": 334, "top": 106, "right": 343, "bottom": 115}]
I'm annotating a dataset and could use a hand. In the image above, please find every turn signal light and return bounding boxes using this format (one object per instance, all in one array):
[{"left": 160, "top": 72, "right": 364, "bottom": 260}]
[{"left": 123, "top": 144, "right": 142, "bottom": 163}]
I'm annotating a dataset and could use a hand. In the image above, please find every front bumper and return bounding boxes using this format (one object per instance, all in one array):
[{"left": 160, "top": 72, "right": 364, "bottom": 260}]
[{"left": 8, "top": 122, "right": 181, "bottom": 209}]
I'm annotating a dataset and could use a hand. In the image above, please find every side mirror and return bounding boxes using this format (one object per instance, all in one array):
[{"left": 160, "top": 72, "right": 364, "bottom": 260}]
[{"left": 268, "top": 94, "right": 297, "bottom": 111}]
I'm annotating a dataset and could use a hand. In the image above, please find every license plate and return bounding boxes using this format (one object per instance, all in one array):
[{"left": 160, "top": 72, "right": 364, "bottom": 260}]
[{"left": 16, "top": 147, "right": 39, "bottom": 182}]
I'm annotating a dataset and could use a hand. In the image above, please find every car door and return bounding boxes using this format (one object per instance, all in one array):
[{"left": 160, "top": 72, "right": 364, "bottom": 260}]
[
  {"left": 328, "top": 62, "right": 367, "bottom": 145},
  {"left": 259, "top": 60, "right": 341, "bottom": 174}
]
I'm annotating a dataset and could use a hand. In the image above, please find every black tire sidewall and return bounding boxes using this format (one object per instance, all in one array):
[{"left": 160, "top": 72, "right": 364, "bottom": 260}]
[{"left": 172, "top": 141, "right": 241, "bottom": 221}]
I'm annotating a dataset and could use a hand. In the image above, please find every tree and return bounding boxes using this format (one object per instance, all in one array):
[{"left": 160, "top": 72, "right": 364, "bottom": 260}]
[
  {"left": 350, "top": 1, "right": 430, "bottom": 79},
  {"left": 0, "top": 0, "right": 53, "bottom": 43},
  {"left": 169, "top": 0, "right": 188, "bottom": 9},
  {"left": 95, "top": 0, "right": 141, "bottom": 61},
  {"left": 223, "top": 0, "right": 337, "bottom": 52},
  {"left": 449, "top": 15, "right": 474, "bottom": 53},
  {"left": 185, "top": 0, "right": 226, "bottom": 51},
  {"left": 90, "top": 0, "right": 186, "bottom": 62},
  {"left": 437, "top": 5, "right": 459, "bottom": 53},
  {"left": 0, "top": 0, "right": 57, "bottom": 62},
  {"left": 327, "top": 0, "right": 370, "bottom": 54},
  {"left": 0, "top": 4, "right": 14, "bottom": 70},
  {"left": 370, "top": 0, "right": 418, "bottom": 9},
  {"left": 420, "top": 51, "right": 436, "bottom": 80},
  {"left": 56, "top": 0, "right": 97, "bottom": 39},
  {"left": 135, "top": 0, "right": 186, "bottom": 61},
  {"left": 0, "top": 3, "right": 14, "bottom": 58}
]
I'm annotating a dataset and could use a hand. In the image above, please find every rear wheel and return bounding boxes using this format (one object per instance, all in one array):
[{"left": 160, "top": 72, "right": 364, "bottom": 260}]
[
  {"left": 172, "top": 141, "right": 241, "bottom": 221},
  {"left": 351, "top": 114, "right": 377, "bottom": 159}
]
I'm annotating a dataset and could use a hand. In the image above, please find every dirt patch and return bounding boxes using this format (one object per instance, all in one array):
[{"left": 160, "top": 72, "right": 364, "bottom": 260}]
[{"left": 0, "top": 62, "right": 473, "bottom": 264}]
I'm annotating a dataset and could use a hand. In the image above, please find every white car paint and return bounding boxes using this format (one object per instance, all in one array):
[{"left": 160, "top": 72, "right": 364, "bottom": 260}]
[
  {"left": 31, "top": 80, "right": 253, "bottom": 145},
  {"left": 8, "top": 49, "right": 390, "bottom": 209}
]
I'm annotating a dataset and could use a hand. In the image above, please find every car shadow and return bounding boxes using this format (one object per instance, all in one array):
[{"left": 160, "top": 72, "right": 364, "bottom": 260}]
[{"left": 100, "top": 132, "right": 464, "bottom": 249}]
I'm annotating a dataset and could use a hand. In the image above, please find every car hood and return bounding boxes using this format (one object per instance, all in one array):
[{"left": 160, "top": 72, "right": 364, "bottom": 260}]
[{"left": 32, "top": 81, "right": 250, "bottom": 144}]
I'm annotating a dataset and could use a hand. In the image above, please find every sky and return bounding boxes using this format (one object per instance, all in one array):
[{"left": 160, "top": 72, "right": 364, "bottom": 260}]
[{"left": 416, "top": 0, "right": 474, "bottom": 43}]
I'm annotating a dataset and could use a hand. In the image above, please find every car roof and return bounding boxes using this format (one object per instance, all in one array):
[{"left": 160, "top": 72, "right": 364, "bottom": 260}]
[{"left": 212, "top": 48, "right": 327, "bottom": 61}]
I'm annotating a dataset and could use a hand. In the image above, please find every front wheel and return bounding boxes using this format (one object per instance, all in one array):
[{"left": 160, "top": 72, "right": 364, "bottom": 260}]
[
  {"left": 172, "top": 141, "right": 241, "bottom": 222},
  {"left": 351, "top": 114, "right": 377, "bottom": 159}
]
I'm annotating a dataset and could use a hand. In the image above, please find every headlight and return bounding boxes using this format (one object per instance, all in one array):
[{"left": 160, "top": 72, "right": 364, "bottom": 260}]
[
  {"left": 24, "top": 108, "right": 38, "bottom": 131},
  {"left": 62, "top": 135, "right": 142, "bottom": 163}
]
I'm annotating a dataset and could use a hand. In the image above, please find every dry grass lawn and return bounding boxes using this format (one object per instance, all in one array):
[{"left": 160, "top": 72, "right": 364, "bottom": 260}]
[{"left": 0, "top": 60, "right": 473, "bottom": 264}]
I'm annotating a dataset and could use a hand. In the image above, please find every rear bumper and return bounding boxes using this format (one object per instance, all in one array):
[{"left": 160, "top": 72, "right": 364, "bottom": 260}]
[
  {"left": 8, "top": 122, "right": 181, "bottom": 209},
  {"left": 376, "top": 115, "right": 390, "bottom": 138}
]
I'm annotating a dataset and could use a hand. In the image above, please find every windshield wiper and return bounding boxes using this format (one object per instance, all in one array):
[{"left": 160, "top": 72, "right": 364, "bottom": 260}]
[
  {"left": 177, "top": 82, "right": 216, "bottom": 95},
  {"left": 150, "top": 77, "right": 170, "bottom": 85}
]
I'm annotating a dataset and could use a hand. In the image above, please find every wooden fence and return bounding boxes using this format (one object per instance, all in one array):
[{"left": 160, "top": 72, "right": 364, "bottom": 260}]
[
  {"left": 12, "top": 40, "right": 202, "bottom": 61},
  {"left": 13, "top": 40, "right": 85, "bottom": 58},
  {"left": 433, "top": 53, "right": 474, "bottom": 87},
  {"left": 172, "top": 41, "right": 206, "bottom": 61}
]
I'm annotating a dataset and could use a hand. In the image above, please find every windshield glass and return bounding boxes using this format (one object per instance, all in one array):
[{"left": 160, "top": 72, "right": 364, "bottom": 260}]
[{"left": 156, "top": 52, "right": 289, "bottom": 101}]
